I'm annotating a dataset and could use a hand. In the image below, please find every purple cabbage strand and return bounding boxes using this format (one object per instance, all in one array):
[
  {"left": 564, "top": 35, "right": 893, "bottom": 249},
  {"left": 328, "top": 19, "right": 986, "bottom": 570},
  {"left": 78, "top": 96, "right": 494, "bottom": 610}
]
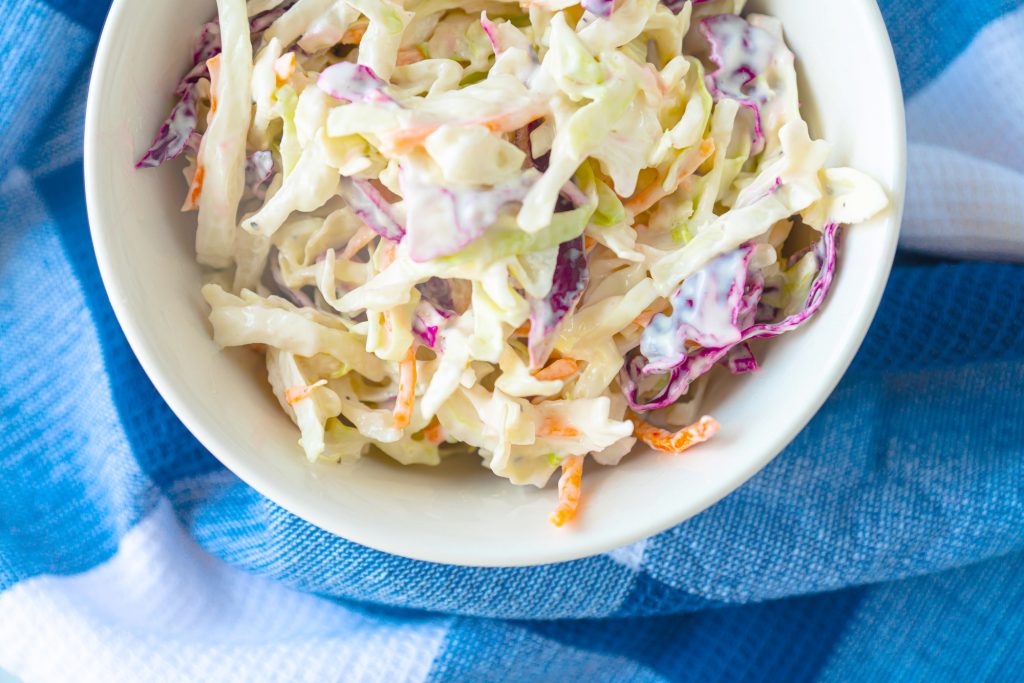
[
  {"left": 724, "top": 343, "right": 759, "bottom": 374},
  {"left": 622, "top": 224, "right": 841, "bottom": 411},
  {"left": 245, "top": 150, "right": 275, "bottom": 199},
  {"left": 268, "top": 249, "right": 316, "bottom": 309},
  {"left": 401, "top": 170, "right": 537, "bottom": 262},
  {"left": 700, "top": 14, "right": 782, "bottom": 155},
  {"left": 661, "top": 0, "right": 713, "bottom": 14},
  {"left": 412, "top": 300, "right": 450, "bottom": 350},
  {"left": 317, "top": 62, "right": 396, "bottom": 105},
  {"left": 135, "top": 21, "right": 218, "bottom": 169},
  {"left": 136, "top": 3, "right": 297, "bottom": 169},
  {"left": 338, "top": 178, "right": 405, "bottom": 241},
  {"left": 416, "top": 278, "right": 457, "bottom": 317},
  {"left": 641, "top": 246, "right": 755, "bottom": 373},
  {"left": 528, "top": 236, "right": 589, "bottom": 370},
  {"left": 582, "top": 0, "right": 614, "bottom": 19}
]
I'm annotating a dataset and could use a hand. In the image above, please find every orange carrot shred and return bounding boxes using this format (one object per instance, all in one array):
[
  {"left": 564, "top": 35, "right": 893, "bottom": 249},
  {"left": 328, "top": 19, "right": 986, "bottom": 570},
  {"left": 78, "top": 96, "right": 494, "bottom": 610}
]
[
  {"left": 378, "top": 240, "right": 398, "bottom": 269},
  {"left": 630, "top": 414, "right": 720, "bottom": 454},
  {"left": 383, "top": 124, "right": 440, "bottom": 155},
  {"left": 384, "top": 106, "right": 546, "bottom": 155},
  {"left": 533, "top": 358, "right": 579, "bottom": 382},
  {"left": 182, "top": 163, "right": 205, "bottom": 212},
  {"left": 633, "top": 308, "right": 659, "bottom": 328},
  {"left": 397, "top": 47, "right": 422, "bottom": 66},
  {"left": 342, "top": 22, "right": 368, "bottom": 44},
  {"left": 550, "top": 456, "right": 584, "bottom": 527},
  {"left": 624, "top": 139, "right": 714, "bottom": 215},
  {"left": 285, "top": 380, "right": 328, "bottom": 406},
  {"left": 513, "top": 321, "right": 531, "bottom": 337},
  {"left": 181, "top": 54, "right": 222, "bottom": 212},
  {"left": 472, "top": 104, "right": 546, "bottom": 135},
  {"left": 393, "top": 345, "right": 417, "bottom": 429},
  {"left": 538, "top": 418, "right": 580, "bottom": 439},
  {"left": 274, "top": 52, "right": 296, "bottom": 87},
  {"left": 206, "top": 55, "right": 222, "bottom": 118},
  {"left": 341, "top": 225, "right": 379, "bottom": 261},
  {"left": 422, "top": 419, "right": 445, "bottom": 445},
  {"left": 583, "top": 235, "right": 597, "bottom": 251}
]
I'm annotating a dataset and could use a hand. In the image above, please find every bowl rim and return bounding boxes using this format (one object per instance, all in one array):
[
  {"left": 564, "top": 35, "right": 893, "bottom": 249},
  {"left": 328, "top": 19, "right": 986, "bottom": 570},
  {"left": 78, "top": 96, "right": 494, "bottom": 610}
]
[{"left": 85, "top": 0, "right": 907, "bottom": 567}]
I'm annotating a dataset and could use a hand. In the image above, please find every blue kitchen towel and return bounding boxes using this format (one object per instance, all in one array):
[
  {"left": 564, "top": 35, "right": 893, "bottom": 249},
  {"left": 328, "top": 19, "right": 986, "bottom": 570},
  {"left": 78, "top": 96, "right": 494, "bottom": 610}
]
[{"left": 2, "top": 1, "right": 1024, "bottom": 681}]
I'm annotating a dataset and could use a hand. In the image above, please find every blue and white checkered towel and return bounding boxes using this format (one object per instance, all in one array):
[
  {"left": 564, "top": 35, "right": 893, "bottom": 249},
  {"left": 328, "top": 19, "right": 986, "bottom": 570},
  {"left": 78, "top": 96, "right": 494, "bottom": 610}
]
[{"left": 2, "top": 1, "right": 1023, "bottom": 681}]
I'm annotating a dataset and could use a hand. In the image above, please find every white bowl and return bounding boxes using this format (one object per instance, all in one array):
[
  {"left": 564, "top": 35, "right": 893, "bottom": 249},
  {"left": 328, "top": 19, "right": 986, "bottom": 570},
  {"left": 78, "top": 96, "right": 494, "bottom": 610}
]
[{"left": 85, "top": 0, "right": 905, "bottom": 567}]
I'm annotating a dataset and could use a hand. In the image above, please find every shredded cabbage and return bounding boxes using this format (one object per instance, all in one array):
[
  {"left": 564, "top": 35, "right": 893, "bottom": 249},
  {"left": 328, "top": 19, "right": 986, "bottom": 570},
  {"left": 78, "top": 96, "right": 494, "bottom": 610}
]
[{"left": 140, "top": 0, "right": 888, "bottom": 525}]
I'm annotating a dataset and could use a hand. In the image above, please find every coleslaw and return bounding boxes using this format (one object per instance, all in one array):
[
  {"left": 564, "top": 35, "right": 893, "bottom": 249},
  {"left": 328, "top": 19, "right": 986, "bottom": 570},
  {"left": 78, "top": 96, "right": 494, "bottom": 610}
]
[{"left": 139, "top": 0, "right": 888, "bottom": 526}]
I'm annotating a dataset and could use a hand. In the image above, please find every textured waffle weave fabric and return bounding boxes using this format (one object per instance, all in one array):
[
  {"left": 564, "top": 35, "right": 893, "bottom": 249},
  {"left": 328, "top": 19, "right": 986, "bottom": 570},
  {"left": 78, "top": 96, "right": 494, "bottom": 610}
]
[{"left": 2, "top": 1, "right": 1023, "bottom": 681}]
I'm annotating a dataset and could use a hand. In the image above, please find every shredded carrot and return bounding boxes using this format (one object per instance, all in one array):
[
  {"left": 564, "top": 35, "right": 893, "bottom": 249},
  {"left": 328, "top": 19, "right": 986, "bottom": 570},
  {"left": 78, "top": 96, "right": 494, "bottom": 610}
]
[
  {"left": 633, "top": 300, "right": 677, "bottom": 328},
  {"left": 583, "top": 235, "right": 597, "bottom": 251},
  {"left": 342, "top": 22, "right": 368, "bottom": 44},
  {"left": 181, "top": 163, "right": 205, "bottom": 211},
  {"left": 206, "top": 55, "right": 222, "bottom": 117},
  {"left": 341, "top": 225, "right": 379, "bottom": 261},
  {"left": 513, "top": 321, "right": 531, "bottom": 337},
  {"left": 382, "top": 124, "right": 440, "bottom": 155},
  {"left": 538, "top": 417, "right": 580, "bottom": 439},
  {"left": 181, "top": 54, "right": 222, "bottom": 212},
  {"left": 624, "top": 139, "right": 714, "bottom": 215},
  {"left": 422, "top": 419, "right": 445, "bottom": 445},
  {"left": 633, "top": 307, "right": 659, "bottom": 328},
  {"left": 378, "top": 240, "right": 398, "bottom": 269},
  {"left": 274, "top": 52, "right": 296, "bottom": 87},
  {"left": 623, "top": 180, "right": 661, "bottom": 217},
  {"left": 285, "top": 379, "right": 328, "bottom": 406},
  {"left": 384, "top": 106, "right": 546, "bottom": 154},
  {"left": 393, "top": 345, "right": 417, "bottom": 429},
  {"left": 630, "top": 413, "right": 720, "bottom": 454},
  {"left": 473, "top": 105, "right": 546, "bottom": 136},
  {"left": 695, "top": 138, "right": 716, "bottom": 165},
  {"left": 549, "top": 455, "right": 584, "bottom": 527},
  {"left": 533, "top": 358, "right": 579, "bottom": 382},
  {"left": 397, "top": 47, "right": 422, "bottom": 66}
]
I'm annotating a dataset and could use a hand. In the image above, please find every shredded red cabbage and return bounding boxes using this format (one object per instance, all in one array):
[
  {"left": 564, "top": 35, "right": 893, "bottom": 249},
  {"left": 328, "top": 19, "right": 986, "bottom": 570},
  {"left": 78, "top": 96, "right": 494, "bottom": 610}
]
[
  {"left": 641, "top": 246, "right": 755, "bottom": 373},
  {"left": 480, "top": 12, "right": 501, "bottom": 53},
  {"left": 191, "top": 21, "right": 221, "bottom": 65},
  {"left": 402, "top": 170, "right": 536, "bottom": 262},
  {"left": 268, "top": 250, "right": 316, "bottom": 309},
  {"left": 526, "top": 119, "right": 550, "bottom": 173},
  {"left": 249, "top": 3, "right": 298, "bottom": 35},
  {"left": 416, "top": 278, "right": 457, "bottom": 317},
  {"left": 700, "top": 14, "right": 781, "bottom": 155},
  {"left": 135, "top": 21, "right": 219, "bottom": 169},
  {"left": 245, "top": 150, "right": 275, "bottom": 199},
  {"left": 623, "top": 224, "right": 841, "bottom": 411},
  {"left": 412, "top": 300, "right": 449, "bottom": 350},
  {"left": 137, "top": 5, "right": 296, "bottom": 169},
  {"left": 135, "top": 90, "right": 201, "bottom": 169},
  {"left": 338, "top": 179, "right": 405, "bottom": 241},
  {"left": 528, "top": 236, "right": 589, "bottom": 369},
  {"left": 317, "top": 62, "right": 395, "bottom": 104},
  {"left": 661, "top": 0, "right": 713, "bottom": 14},
  {"left": 724, "top": 342, "right": 759, "bottom": 374},
  {"left": 559, "top": 181, "right": 589, "bottom": 209},
  {"left": 582, "top": 0, "right": 614, "bottom": 18}
]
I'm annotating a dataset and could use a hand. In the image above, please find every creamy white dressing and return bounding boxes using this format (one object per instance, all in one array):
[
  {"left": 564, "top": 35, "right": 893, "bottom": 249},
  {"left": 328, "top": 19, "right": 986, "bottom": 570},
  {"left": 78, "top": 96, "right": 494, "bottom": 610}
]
[{"left": 642, "top": 247, "right": 750, "bottom": 366}]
